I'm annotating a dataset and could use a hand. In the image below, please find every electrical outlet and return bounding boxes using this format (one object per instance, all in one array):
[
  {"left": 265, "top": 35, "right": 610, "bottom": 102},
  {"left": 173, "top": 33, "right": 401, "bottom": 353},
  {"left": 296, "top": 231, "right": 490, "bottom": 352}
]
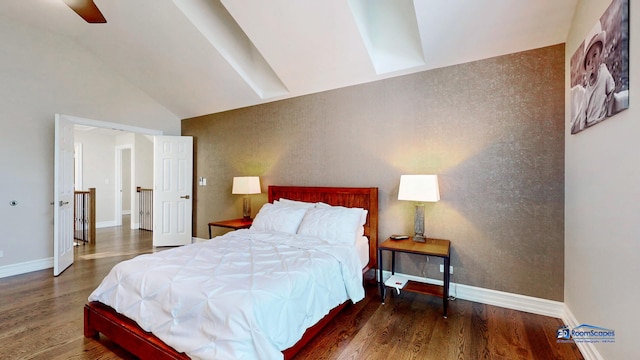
[{"left": 440, "top": 264, "right": 453, "bottom": 274}]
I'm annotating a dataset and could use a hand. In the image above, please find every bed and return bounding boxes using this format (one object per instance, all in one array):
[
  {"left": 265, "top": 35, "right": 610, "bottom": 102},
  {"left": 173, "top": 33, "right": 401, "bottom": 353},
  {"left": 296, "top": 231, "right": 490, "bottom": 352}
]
[{"left": 84, "top": 186, "right": 378, "bottom": 359}]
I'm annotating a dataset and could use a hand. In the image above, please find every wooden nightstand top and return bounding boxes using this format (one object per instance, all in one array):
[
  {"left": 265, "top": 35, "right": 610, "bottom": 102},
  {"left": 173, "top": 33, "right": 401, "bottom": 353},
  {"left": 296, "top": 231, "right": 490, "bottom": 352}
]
[
  {"left": 208, "top": 218, "right": 253, "bottom": 230},
  {"left": 379, "top": 237, "right": 450, "bottom": 258}
]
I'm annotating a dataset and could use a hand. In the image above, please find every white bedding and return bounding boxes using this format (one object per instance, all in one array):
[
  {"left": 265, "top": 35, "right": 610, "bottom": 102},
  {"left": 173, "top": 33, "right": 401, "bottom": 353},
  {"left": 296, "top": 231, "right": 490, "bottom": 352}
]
[
  {"left": 88, "top": 229, "right": 365, "bottom": 360},
  {"left": 355, "top": 235, "right": 370, "bottom": 268}
]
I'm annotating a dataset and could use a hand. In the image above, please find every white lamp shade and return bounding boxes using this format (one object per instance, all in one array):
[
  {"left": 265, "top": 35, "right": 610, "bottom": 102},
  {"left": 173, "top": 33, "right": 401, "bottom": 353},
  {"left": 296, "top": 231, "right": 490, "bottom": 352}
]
[
  {"left": 232, "top": 176, "right": 261, "bottom": 195},
  {"left": 398, "top": 175, "right": 440, "bottom": 202}
]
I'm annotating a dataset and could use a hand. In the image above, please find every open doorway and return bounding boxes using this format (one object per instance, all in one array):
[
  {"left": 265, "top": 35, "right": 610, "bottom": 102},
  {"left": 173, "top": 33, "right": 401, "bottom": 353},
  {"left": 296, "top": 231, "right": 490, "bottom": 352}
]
[
  {"left": 55, "top": 114, "right": 193, "bottom": 275},
  {"left": 121, "top": 149, "right": 132, "bottom": 217},
  {"left": 115, "top": 146, "right": 133, "bottom": 228},
  {"left": 54, "top": 114, "right": 163, "bottom": 275},
  {"left": 75, "top": 131, "right": 155, "bottom": 231}
]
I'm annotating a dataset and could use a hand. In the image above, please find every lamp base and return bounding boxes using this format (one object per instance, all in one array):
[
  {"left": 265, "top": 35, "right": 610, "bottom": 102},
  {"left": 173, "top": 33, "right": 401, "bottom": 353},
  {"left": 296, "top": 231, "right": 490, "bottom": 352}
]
[
  {"left": 413, "top": 203, "right": 426, "bottom": 243},
  {"left": 412, "top": 234, "right": 426, "bottom": 243},
  {"left": 242, "top": 197, "right": 252, "bottom": 219}
]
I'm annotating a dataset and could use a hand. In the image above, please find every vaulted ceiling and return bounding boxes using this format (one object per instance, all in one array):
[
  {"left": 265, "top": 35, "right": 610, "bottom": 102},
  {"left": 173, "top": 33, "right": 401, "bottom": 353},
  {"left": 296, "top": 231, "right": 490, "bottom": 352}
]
[{"left": 1, "top": 0, "right": 577, "bottom": 119}]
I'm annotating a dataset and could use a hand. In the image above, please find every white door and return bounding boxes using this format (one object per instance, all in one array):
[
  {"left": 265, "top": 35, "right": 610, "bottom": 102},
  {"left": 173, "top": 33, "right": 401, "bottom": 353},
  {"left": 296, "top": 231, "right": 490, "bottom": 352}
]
[
  {"left": 153, "top": 136, "right": 193, "bottom": 246},
  {"left": 53, "top": 114, "right": 75, "bottom": 276}
]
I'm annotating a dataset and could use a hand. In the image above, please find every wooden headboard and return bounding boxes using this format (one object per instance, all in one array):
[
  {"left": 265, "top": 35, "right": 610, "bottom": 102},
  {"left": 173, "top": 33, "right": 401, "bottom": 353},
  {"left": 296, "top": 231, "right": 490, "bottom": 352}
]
[{"left": 268, "top": 186, "right": 378, "bottom": 271}]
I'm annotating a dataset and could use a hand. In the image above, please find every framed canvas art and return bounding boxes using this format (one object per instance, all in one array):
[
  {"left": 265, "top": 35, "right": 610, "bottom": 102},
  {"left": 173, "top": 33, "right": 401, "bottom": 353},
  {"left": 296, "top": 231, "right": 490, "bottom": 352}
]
[{"left": 570, "top": 0, "right": 629, "bottom": 135}]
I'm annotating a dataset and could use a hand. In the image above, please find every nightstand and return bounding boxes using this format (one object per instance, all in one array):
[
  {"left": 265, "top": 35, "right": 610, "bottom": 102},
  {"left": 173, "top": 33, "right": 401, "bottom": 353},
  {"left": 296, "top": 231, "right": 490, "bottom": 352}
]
[
  {"left": 378, "top": 237, "right": 451, "bottom": 317},
  {"left": 208, "top": 218, "right": 253, "bottom": 239}
]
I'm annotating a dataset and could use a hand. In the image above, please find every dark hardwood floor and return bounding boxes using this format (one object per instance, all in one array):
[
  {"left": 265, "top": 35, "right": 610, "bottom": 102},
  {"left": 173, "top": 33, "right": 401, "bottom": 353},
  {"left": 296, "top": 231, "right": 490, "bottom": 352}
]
[{"left": 0, "top": 217, "right": 584, "bottom": 359}]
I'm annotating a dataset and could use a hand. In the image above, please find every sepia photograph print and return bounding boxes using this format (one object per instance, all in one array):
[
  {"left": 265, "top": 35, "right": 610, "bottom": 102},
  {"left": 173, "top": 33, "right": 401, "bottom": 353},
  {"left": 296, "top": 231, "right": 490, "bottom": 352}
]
[{"left": 570, "top": 0, "right": 629, "bottom": 135}]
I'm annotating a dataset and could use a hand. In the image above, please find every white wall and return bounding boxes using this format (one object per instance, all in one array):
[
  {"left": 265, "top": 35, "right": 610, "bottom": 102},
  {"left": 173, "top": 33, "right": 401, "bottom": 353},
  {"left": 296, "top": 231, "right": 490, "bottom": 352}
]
[
  {"left": 0, "top": 15, "right": 179, "bottom": 276},
  {"left": 565, "top": 0, "right": 639, "bottom": 358},
  {"left": 75, "top": 131, "right": 117, "bottom": 226},
  {"left": 122, "top": 149, "right": 132, "bottom": 213},
  {"left": 115, "top": 133, "right": 135, "bottom": 226},
  {"left": 133, "top": 134, "right": 154, "bottom": 230},
  {"left": 135, "top": 135, "right": 154, "bottom": 190},
  {"left": 74, "top": 132, "right": 154, "bottom": 230}
]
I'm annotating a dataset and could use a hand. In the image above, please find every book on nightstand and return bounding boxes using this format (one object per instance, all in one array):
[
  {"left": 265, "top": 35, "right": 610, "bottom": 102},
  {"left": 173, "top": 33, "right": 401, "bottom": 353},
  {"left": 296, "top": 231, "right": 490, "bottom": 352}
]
[{"left": 384, "top": 274, "right": 409, "bottom": 294}]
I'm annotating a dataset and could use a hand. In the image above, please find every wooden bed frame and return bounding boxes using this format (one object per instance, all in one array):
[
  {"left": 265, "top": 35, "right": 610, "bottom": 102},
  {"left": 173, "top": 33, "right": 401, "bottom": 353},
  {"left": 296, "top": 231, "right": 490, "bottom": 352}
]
[{"left": 84, "top": 185, "right": 378, "bottom": 359}]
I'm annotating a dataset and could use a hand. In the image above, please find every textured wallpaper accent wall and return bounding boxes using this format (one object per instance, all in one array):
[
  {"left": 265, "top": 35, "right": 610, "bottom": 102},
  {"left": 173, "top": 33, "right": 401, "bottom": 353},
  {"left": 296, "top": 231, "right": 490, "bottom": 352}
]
[{"left": 182, "top": 44, "right": 565, "bottom": 301}]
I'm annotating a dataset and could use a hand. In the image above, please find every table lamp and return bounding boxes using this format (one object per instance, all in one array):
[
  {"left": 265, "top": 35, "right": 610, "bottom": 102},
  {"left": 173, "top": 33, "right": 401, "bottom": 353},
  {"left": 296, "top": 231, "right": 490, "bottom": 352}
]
[
  {"left": 232, "top": 176, "right": 261, "bottom": 219},
  {"left": 398, "top": 174, "right": 440, "bottom": 242}
]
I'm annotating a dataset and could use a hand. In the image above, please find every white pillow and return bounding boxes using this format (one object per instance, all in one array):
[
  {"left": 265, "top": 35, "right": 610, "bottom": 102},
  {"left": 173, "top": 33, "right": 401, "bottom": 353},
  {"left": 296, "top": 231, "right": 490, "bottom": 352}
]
[
  {"left": 297, "top": 206, "right": 367, "bottom": 245},
  {"left": 274, "top": 198, "right": 316, "bottom": 208},
  {"left": 317, "top": 202, "right": 368, "bottom": 226},
  {"left": 250, "top": 203, "right": 309, "bottom": 234}
]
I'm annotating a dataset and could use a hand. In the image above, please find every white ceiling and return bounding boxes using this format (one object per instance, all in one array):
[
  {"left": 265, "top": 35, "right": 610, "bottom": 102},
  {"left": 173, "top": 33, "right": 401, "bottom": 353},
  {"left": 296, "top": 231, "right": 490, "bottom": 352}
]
[{"left": 1, "top": 0, "right": 577, "bottom": 119}]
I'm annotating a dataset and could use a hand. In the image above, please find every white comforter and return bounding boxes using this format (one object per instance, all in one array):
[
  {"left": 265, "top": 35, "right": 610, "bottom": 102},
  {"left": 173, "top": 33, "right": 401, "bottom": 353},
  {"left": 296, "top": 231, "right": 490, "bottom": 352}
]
[{"left": 88, "top": 229, "right": 365, "bottom": 360}]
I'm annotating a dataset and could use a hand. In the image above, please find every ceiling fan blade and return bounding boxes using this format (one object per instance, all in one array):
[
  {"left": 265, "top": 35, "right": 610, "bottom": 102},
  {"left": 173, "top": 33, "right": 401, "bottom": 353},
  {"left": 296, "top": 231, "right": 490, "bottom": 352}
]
[{"left": 63, "top": 0, "right": 107, "bottom": 23}]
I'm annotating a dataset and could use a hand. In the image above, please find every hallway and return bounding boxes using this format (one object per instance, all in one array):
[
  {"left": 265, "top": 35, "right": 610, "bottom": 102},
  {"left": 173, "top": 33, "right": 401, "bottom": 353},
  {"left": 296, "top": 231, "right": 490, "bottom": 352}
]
[{"left": 75, "top": 215, "right": 156, "bottom": 262}]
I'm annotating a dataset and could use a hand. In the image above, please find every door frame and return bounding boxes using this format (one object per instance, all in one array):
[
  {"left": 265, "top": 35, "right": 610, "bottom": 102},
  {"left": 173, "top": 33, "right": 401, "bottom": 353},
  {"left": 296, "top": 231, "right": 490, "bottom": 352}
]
[
  {"left": 74, "top": 143, "right": 83, "bottom": 191},
  {"left": 115, "top": 145, "right": 134, "bottom": 228},
  {"left": 66, "top": 115, "right": 163, "bottom": 136}
]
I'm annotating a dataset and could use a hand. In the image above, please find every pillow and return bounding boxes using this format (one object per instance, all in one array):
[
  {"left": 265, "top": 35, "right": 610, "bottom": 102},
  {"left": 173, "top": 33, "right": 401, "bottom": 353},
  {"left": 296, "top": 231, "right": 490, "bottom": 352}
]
[
  {"left": 274, "top": 198, "right": 316, "bottom": 208},
  {"left": 297, "top": 206, "right": 367, "bottom": 245},
  {"left": 317, "top": 202, "right": 367, "bottom": 225},
  {"left": 250, "top": 203, "right": 309, "bottom": 234}
]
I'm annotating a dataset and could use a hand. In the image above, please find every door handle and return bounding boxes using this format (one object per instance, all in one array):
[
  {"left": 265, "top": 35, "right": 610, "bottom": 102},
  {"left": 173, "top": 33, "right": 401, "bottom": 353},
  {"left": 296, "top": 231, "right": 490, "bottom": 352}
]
[
  {"left": 180, "top": 195, "right": 190, "bottom": 199},
  {"left": 59, "top": 201, "right": 70, "bottom": 206}
]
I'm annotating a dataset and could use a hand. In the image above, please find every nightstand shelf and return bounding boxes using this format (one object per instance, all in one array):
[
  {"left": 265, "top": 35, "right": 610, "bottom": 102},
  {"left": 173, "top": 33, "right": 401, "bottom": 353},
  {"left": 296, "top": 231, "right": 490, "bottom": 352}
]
[
  {"left": 378, "top": 237, "right": 451, "bottom": 317},
  {"left": 403, "top": 281, "right": 444, "bottom": 298}
]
